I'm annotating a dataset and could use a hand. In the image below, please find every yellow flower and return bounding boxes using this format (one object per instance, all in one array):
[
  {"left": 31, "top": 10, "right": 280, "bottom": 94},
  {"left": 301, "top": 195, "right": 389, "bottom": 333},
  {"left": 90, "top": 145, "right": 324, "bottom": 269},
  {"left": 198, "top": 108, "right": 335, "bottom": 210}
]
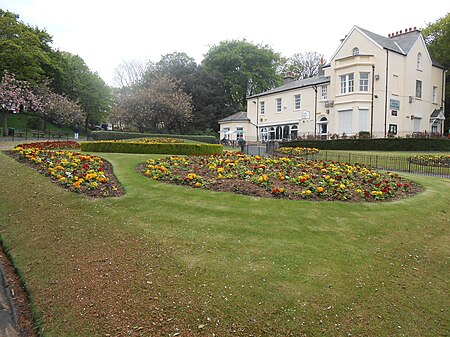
[{"left": 194, "top": 182, "right": 201, "bottom": 187}]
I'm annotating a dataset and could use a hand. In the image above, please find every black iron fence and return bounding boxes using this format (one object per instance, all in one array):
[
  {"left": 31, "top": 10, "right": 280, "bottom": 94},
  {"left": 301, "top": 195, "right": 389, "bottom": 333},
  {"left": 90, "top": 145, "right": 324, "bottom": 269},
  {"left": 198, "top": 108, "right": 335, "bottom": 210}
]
[
  {"left": 311, "top": 151, "right": 450, "bottom": 178},
  {"left": 244, "top": 142, "right": 450, "bottom": 178},
  {"left": 2, "top": 128, "right": 70, "bottom": 141}
]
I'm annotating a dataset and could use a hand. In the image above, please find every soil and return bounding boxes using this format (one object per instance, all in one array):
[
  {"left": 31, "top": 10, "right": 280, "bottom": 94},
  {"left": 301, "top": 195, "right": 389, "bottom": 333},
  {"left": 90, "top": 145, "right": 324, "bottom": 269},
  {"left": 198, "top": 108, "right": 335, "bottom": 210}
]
[
  {"left": 0, "top": 247, "right": 37, "bottom": 337},
  {"left": 136, "top": 163, "right": 423, "bottom": 203},
  {"left": 4, "top": 151, "right": 124, "bottom": 198}
]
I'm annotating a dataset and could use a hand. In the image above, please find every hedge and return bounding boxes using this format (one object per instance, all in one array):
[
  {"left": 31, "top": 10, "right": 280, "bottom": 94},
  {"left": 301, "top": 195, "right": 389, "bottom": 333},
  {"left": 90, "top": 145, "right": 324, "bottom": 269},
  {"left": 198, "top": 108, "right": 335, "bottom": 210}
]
[
  {"left": 81, "top": 141, "right": 223, "bottom": 155},
  {"left": 284, "top": 138, "right": 450, "bottom": 151},
  {"left": 88, "top": 131, "right": 219, "bottom": 144}
]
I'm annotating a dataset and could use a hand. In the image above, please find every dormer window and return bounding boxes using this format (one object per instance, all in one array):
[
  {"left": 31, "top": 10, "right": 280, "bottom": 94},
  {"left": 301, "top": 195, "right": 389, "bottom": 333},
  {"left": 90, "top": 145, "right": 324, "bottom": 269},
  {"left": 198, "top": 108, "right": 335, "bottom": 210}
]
[
  {"left": 417, "top": 52, "right": 422, "bottom": 70},
  {"left": 352, "top": 47, "right": 359, "bottom": 56}
]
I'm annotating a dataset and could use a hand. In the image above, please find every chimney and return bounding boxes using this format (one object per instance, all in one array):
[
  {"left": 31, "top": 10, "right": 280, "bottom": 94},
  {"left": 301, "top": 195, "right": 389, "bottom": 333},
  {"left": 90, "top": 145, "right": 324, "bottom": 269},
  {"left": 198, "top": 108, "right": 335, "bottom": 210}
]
[
  {"left": 318, "top": 58, "right": 325, "bottom": 76},
  {"left": 283, "top": 72, "right": 295, "bottom": 84}
]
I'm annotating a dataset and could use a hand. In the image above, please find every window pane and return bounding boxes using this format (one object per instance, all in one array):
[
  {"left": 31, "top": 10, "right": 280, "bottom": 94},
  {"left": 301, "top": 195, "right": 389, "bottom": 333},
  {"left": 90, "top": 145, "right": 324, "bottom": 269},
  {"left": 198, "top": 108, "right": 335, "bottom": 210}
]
[
  {"left": 416, "top": 80, "right": 422, "bottom": 98},
  {"left": 294, "top": 94, "right": 301, "bottom": 109}
]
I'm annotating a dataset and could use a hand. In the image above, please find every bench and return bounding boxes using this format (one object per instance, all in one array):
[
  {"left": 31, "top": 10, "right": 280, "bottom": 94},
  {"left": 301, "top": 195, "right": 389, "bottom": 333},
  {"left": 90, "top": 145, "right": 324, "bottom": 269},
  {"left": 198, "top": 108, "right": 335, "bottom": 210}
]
[
  {"left": 14, "top": 130, "right": 25, "bottom": 137},
  {"left": 49, "top": 130, "right": 66, "bottom": 139},
  {"left": 31, "top": 130, "right": 46, "bottom": 138}
]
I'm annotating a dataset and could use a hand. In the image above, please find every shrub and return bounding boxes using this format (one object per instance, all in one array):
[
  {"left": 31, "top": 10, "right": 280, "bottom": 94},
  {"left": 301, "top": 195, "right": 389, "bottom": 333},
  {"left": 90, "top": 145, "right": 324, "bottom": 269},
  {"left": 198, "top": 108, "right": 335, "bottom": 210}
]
[
  {"left": 284, "top": 138, "right": 450, "bottom": 151},
  {"left": 89, "top": 131, "right": 219, "bottom": 144},
  {"left": 81, "top": 141, "right": 223, "bottom": 155}
]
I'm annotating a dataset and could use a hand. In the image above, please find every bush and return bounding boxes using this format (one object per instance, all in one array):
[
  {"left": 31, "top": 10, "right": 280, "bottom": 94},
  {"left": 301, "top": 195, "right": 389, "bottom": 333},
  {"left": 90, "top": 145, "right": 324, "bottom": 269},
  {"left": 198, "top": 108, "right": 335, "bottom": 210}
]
[
  {"left": 81, "top": 141, "right": 223, "bottom": 155},
  {"left": 284, "top": 138, "right": 450, "bottom": 151},
  {"left": 89, "top": 131, "right": 219, "bottom": 144}
]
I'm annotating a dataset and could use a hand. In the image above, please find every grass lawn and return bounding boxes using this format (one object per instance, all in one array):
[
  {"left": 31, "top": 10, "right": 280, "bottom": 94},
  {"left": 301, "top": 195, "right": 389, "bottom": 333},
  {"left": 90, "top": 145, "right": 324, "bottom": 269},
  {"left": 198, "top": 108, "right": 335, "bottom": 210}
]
[{"left": 0, "top": 150, "right": 448, "bottom": 336}]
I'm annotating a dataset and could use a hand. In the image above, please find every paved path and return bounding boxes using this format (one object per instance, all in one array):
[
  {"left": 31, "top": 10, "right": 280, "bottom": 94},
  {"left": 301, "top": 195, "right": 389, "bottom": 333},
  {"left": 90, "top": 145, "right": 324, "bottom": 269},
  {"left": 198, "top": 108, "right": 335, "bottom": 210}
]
[{"left": 0, "top": 265, "right": 20, "bottom": 337}]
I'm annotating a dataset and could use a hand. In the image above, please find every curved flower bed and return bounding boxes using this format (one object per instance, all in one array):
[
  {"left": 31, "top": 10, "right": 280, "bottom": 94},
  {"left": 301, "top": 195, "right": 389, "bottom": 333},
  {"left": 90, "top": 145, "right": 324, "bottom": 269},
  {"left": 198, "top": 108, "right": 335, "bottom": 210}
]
[
  {"left": 8, "top": 142, "right": 123, "bottom": 197},
  {"left": 276, "top": 146, "right": 319, "bottom": 156},
  {"left": 141, "top": 152, "right": 421, "bottom": 202},
  {"left": 108, "top": 137, "right": 183, "bottom": 144},
  {"left": 408, "top": 154, "right": 450, "bottom": 168},
  {"left": 15, "top": 140, "right": 81, "bottom": 150}
]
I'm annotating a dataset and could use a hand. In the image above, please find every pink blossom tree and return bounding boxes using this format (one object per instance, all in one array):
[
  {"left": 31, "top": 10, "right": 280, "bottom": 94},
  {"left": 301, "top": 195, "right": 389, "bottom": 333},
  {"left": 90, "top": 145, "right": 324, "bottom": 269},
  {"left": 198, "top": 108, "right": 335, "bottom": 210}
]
[{"left": 0, "top": 70, "right": 42, "bottom": 136}]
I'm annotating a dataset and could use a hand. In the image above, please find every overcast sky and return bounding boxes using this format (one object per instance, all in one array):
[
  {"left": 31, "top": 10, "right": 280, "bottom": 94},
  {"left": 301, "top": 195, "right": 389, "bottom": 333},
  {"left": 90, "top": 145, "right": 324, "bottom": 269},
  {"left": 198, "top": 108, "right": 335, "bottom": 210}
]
[{"left": 1, "top": 0, "right": 448, "bottom": 86}]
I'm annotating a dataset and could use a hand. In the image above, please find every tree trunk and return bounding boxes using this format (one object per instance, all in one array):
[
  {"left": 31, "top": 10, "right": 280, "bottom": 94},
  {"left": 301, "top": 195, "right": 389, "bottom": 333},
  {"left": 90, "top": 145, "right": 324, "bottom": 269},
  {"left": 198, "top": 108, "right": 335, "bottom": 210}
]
[{"left": 1, "top": 108, "right": 8, "bottom": 136}]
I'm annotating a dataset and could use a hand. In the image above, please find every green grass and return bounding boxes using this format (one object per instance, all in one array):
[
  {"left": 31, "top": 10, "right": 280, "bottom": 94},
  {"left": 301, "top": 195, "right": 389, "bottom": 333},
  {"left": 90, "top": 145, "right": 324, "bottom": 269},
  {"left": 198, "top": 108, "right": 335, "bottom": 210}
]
[
  {"left": 0, "top": 151, "right": 448, "bottom": 336},
  {"left": 7, "top": 113, "right": 76, "bottom": 134}
]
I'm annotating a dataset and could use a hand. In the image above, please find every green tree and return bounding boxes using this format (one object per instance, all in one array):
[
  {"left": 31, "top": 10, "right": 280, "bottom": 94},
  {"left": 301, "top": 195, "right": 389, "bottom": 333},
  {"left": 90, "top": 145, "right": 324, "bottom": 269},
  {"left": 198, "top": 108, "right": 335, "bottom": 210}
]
[
  {"left": 0, "top": 9, "right": 55, "bottom": 83},
  {"left": 202, "top": 40, "right": 282, "bottom": 111},
  {"left": 144, "top": 52, "right": 234, "bottom": 132},
  {"left": 58, "top": 52, "right": 111, "bottom": 130},
  {"left": 421, "top": 12, "right": 450, "bottom": 133}
]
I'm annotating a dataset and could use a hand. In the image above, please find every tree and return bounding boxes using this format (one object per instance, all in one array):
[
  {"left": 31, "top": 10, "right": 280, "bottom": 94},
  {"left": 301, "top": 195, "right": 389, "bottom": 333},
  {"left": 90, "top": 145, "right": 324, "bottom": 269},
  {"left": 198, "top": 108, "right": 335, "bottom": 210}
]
[
  {"left": 202, "top": 40, "right": 282, "bottom": 111},
  {"left": 112, "top": 59, "right": 152, "bottom": 88},
  {"left": 33, "top": 83, "right": 85, "bottom": 128},
  {"left": 421, "top": 12, "right": 450, "bottom": 133},
  {"left": 280, "top": 51, "right": 325, "bottom": 79},
  {"left": 0, "top": 9, "right": 55, "bottom": 83},
  {"left": 117, "top": 74, "right": 192, "bottom": 132},
  {"left": 143, "top": 52, "right": 234, "bottom": 132},
  {"left": 0, "top": 70, "right": 42, "bottom": 135},
  {"left": 58, "top": 52, "right": 111, "bottom": 130}
]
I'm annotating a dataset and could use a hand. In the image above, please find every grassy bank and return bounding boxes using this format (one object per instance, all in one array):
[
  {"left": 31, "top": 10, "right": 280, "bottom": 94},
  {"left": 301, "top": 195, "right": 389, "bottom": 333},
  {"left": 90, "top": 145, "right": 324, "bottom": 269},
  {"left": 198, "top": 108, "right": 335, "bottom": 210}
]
[{"left": 0, "top": 151, "right": 448, "bottom": 336}]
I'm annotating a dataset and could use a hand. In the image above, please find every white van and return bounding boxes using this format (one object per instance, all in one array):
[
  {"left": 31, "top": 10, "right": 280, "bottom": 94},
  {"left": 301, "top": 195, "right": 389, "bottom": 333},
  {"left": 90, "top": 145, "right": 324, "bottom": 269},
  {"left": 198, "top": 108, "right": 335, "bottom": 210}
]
[{"left": 101, "top": 123, "right": 113, "bottom": 131}]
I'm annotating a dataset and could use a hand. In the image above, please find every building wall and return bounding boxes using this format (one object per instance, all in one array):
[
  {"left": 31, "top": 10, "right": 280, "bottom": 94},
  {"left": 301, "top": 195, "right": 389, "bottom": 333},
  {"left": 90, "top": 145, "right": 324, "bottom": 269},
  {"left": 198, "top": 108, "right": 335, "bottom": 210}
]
[{"left": 229, "top": 26, "right": 446, "bottom": 141}]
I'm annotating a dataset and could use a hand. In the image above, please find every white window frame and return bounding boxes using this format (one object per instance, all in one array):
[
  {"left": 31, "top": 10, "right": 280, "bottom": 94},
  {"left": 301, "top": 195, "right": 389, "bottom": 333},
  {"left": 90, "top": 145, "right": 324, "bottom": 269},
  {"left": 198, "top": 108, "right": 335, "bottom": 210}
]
[
  {"left": 276, "top": 98, "right": 282, "bottom": 113},
  {"left": 388, "top": 124, "right": 397, "bottom": 135},
  {"left": 415, "top": 80, "right": 422, "bottom": 98},
  {"left": 321, "top": 85, "right": 328, "bottom": 100},
  {"left": 340, "top": 73, "right": 354, "bottom": 94},
  {"left": 359, "top": 72, "right": 369, "bottom": 92},
  {"left": 432, "top": 86, "right": 437, "bottom": 103},
  {"left": 294, "top": 94, "right": 301, "bottom": 110},
  {"left": 352, "top": 47, "right": 359, "bottom": 56},
  {"left": 260, "top": 101, "right": 265, "bottom": 115}
]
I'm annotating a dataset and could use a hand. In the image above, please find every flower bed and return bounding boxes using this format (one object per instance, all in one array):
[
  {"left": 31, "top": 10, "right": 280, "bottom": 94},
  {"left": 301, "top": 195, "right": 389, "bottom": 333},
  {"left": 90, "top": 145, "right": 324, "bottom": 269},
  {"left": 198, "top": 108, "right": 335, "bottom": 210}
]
[
  {"left": 15, "top": 140, "right": 81, "bottom": 150},
  {"left": 8, "top": 142, "right": 123, "bottom": 197},
  {"left": 141, "top": 151, "right": 421, "bottom": 202},
  {"left": 107, "top": 137, "right": 183, "bottom": 144},
  {"left": 408, "top": 154, "right": 450, "bottom": 168},
  {"left": 275, "top": 146, "right": 319, "bottom": 156}
]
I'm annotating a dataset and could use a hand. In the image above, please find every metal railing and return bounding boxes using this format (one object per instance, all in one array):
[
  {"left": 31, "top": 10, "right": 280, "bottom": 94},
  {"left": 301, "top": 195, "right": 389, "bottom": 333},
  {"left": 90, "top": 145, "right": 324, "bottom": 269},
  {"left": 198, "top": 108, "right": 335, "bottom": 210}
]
[
  {"left": 2, "top": 129, "right": 70, "bottom": 142},
  {"left": 312, "top": 151, "right": 450, "bottom": 178}
]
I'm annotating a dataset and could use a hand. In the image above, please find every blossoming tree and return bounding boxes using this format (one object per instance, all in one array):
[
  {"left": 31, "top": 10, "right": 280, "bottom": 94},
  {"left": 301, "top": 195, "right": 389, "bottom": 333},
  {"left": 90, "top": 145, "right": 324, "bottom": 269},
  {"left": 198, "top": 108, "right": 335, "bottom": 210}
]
[{"left": 0, "top": 70, "right": 42, "bottom": 136}]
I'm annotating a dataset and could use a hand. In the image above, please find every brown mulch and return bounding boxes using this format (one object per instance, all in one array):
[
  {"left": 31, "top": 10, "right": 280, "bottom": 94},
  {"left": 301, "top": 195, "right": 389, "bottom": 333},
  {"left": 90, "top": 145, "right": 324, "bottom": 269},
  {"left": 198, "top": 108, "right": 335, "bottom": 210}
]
[
  {"left": 4, "top": 150, "right": 124, "bottom": 198},
  {"left": 136, "top": 163, "right": 423, "bottom": 203}
]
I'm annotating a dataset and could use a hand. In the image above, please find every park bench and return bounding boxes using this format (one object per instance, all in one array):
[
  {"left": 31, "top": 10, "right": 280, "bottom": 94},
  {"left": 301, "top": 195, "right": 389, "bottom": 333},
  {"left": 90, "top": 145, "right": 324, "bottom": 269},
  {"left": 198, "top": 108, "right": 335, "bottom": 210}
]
[
  {"left": 49, "top": 130, "right": 66, "bottom": 139},
  {"left": 31, "top": 130, "right": 46, "bottom": 138},
  {"left": 14, "top": 130, "right": 24, "bottom": 137}
]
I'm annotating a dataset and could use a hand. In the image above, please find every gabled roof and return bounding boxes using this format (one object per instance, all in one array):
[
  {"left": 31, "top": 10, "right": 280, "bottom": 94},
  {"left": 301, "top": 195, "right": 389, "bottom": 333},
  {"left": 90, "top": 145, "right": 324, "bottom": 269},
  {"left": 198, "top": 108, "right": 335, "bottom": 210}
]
[
  {"left": 357, "top": 26, "right": 405, "bottom": 54},
  {"left": 248, "top": 75, "right": 330, "bottom": 99},
  {"left": 218, "top": 111, "right": 250, "bottom": 123}
]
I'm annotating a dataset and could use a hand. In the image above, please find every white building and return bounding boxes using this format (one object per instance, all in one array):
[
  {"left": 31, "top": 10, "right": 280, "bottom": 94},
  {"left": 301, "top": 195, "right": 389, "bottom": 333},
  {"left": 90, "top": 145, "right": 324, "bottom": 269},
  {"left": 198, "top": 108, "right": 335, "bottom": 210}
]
[{"left": 219, "top": 26, "right": 446, "bottom": 141}]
